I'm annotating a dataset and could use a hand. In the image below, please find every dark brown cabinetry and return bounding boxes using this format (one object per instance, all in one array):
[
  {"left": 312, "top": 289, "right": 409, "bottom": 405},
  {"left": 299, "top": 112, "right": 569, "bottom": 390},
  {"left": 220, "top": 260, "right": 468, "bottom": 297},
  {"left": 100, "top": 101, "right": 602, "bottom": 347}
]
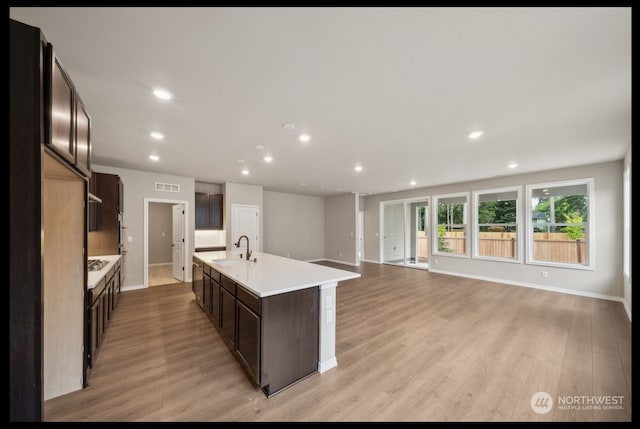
[
  {"left": 191, "top": 259, "right": 319, "bottom": 397},
  {"left": 192, "top": 258, "right": 204, "bottom": 309},
  {"left": 10, "top": 20, "right": 91, "bottom": 419},
  {"left": 219, "top": 285, "right": 236, "bottom": 347},
  {"left": 88, "top": 172, "right": 123, "bottom": 254},
  {"left": 46, "top": 45, "right": 76, "bottom": 165},
  {"left": 195, "top": 192, "right": 223, "bottom": 230},
  {"left": 74, "top": 95, "right": 91, "bottom": 177},
  {"left": 87, "top": 258, "right": 121, "bottom": 374}
]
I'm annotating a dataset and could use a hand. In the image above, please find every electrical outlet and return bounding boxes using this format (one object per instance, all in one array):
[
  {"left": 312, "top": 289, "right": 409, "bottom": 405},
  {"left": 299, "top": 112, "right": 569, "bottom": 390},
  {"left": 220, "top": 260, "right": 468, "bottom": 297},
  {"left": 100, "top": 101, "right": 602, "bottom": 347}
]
[
  {"left": 339, "top": 251, "right": 342, "bottom": 257},
  {"left": 286, "top": 253, "right": 290, "bottom": 258},
  {"left": 542, "top": 271, "right": 549, "bottom": 278},
  {"left": 326, "top": 309, "right": 333, "bottom": 323},
  {"left": 434, "top": 258, "right": 439, "bottom": 264},
  {"left": 127, "top": 236, "right": 133, "bottom": 243}
]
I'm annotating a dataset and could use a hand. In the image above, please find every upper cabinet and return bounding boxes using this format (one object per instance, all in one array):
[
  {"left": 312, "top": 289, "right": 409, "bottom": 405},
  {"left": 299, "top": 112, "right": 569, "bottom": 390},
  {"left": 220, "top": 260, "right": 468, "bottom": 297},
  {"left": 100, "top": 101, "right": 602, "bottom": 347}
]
[
  {"left": 45, "top": 43, "right": 91, "bottom": 179},
  {"left": 74, "top": 95, "right": 91, "bottom": 177},
  {"left": 195, "top": 192, "right": 223, "bottom": 230}
]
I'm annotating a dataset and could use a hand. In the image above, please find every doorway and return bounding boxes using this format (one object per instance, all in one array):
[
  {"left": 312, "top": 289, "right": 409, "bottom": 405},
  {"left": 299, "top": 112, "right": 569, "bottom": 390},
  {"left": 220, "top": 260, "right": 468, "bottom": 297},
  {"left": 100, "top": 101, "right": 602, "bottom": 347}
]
[
  {"left": 381, "top": 197, "right": 430, "bottom": 269},
  {"left": 231, "top": 204, "right": 259, "bottom": 255},
  {"left": 144, "top": 198, "right": 189, "bottom": 288}
]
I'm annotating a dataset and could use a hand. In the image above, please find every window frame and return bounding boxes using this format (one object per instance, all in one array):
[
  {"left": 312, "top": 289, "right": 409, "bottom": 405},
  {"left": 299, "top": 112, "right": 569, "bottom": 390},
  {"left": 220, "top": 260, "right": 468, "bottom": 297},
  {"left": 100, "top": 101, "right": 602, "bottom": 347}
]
[
  {"left": 472, "top": 186, "right": 522, "bottom": 264},
  {"left": 432, "top": 192, "right": 470, "bottom": 258},
  {"left": 525, "top": 178, "right": 595, "bottom": 270}
]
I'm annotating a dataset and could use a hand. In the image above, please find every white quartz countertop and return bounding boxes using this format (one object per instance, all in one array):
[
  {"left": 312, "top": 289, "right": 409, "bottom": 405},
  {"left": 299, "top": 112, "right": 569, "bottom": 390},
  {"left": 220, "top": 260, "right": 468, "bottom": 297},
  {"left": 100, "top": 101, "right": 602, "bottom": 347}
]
[
  {"left": 87, "top": 254, "right": 121, "bottom": 290},
  {"left": 193, "top": 251, "right": 360, "bottom": 297}
]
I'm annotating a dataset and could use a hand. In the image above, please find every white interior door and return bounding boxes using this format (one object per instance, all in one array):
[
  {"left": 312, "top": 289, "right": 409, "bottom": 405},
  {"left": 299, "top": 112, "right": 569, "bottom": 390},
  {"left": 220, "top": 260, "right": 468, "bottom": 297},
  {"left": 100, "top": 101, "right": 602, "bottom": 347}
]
[
  {"left": 172, "top": 204, "right": 184, "bottom": 281},
  {"left": 231, "top": 204, "right": 259, "bottom": 255}
]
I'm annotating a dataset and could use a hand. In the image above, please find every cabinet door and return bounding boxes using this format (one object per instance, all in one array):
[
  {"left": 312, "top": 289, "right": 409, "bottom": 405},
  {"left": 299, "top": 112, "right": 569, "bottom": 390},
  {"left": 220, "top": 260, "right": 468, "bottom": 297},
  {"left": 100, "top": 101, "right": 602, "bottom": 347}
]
[
  {"left": 219, "top": 286, "right": 236, "bottom": 347},
  {"left": 192, "top": 260, "right": 204, "bottom": 309},
  {"left": 89, "top": 301, "right": 100, "bottom": 367},
  {"left": 112, "top": 268, "right": 120, "bottom": 309},
  {"left": 209, "top": 194, "right": 223, "bottom": 229},
  {"left": 236, "top": 300, "right": 260, "bottom": 384},
  {"left": 203, "top": 274, "right": 212, "bottom": 316},
  {"left": 211, "top": 280, "right": 220, "bottom": 326},
  {"left": 46, "top": 44, "right": 75, "bottom": 164},
  {"left": 195, "top": 192, "right": 210, "bottom": 229},
  {"left": 74, "top": 95, "right": 91, "bottom": 177}
]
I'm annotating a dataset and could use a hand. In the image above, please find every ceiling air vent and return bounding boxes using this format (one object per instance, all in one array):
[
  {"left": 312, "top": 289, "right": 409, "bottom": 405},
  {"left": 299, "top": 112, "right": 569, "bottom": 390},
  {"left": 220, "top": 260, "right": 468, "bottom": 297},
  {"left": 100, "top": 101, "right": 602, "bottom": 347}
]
[{"left": 155, "top": 182, "right": 181, "bottom": 193}]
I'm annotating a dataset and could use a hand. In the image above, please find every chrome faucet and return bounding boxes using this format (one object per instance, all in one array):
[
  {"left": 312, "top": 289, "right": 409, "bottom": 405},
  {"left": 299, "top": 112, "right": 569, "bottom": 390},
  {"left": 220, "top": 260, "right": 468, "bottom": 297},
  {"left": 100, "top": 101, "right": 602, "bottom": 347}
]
[{"left": 235, "top": 235, "right": 252, "bottom": 260}]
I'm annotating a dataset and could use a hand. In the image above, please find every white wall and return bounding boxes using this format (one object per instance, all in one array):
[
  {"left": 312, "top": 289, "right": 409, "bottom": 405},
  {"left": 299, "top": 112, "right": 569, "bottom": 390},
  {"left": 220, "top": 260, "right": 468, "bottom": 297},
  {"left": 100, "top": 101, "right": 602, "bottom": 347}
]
[
  {"left": 224, "top": 182, "right": 264, "bottom": 252},
  {"left": 148, "top": 202, "right": 172, "bottom": 264},
  {"left": 364, "top": 161, "right": 624, "bottom": 300},
  {"left": 623, "top": 146, "right": 631, "bottom": 318},
  {"left": 325, "top": 193, "right": 358, "bottom": 265},
  {"left": 92, "top": 164, "right": 195, "bottom": 288},
  {"left": 263, "top": 191, "right": 325, "bottom": 261}
]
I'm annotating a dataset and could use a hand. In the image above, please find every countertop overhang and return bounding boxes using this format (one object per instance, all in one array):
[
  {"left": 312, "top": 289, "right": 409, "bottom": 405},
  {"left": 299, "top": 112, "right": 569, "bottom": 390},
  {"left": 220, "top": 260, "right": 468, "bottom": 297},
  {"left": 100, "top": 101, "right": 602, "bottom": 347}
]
[{"left": 194, "top": 251, "right": 360, "bottom": 297}]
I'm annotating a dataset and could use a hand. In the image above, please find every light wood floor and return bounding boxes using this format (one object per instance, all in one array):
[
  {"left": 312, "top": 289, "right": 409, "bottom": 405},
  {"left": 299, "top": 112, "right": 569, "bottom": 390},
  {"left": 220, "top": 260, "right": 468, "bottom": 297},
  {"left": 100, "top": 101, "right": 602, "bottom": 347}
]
[
  {"left": 44, "top": 262, "right": 631, "bottom": 422},
  {"left": 148, "top": 264, "right": 182, "bottom": 287}
]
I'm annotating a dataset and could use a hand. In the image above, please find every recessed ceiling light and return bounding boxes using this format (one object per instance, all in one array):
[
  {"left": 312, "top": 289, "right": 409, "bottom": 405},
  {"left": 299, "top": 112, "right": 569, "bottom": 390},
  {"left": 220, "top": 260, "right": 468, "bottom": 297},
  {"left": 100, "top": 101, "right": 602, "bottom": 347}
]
[
  {"left": 507, "top": 163, "right": 519, "bottom": 169},
  {"left": 336, "top": 188, "right": 341, "bottom": 192},
  {"left": 255, "top": 145, "right": 265, "bottom": 150},
  {"left": 468, "top": 130, "right": 484, "bottom": 139},
  {"left": 354, "top": 165, "right": 363, "bottom": 172},
  {"left": 300, "top": 183, "right": 307, "bottom": 186},
  {"left": 410, "top": 180, "right": 417, "bottom": 186},
  {"left": 237, "top": 159, "right": 245, "bottom": 163},
  {"left": 263, "top": 155, "right": 273, "bottom": 163},
  {"left": 283, "top": 123, "right": 295, "bottom": 130},
  {"left": 241, "top": 169, "right": 250, "bottom": 176},
  {"left": 299, "top": 133, "right": 311, "bottom": 143},
  {"left": 152, "top": 87, "right": 173, "bottom": 101},
  {"left": 149, "top": 155, "right": 160, "bottom": 162},
  {"left": 150, "top": 131, "right": 164, "bottom": 140}
]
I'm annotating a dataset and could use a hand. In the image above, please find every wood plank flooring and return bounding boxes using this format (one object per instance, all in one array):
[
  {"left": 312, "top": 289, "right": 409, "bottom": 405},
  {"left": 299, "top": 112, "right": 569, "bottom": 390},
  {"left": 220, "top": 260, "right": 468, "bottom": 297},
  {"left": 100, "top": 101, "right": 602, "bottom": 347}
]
[
  {"left": 148, "top": 264, "right": 181, "bottom": 287},
  {"left": 43, "top": 262, "right": 631, "bottom": 422}
]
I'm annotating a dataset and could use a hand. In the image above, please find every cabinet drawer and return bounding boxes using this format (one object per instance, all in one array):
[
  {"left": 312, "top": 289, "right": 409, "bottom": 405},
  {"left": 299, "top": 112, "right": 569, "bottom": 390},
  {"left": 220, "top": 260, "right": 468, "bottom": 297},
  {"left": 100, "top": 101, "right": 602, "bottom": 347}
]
[
  {"left": 106, "top": 265, "right": 115, "bottom": 283},
  {"left": 237, "top": 286, "right": 260, "bottom": 315},
  {"left": 204, "top": 264, "right": 211, "bottom": 277},
  {"left": 221, "top": 275, "right": 236, "bottom": 295},
  {"left": 209, "top": 267, "right": 221, "bottom": 284}
]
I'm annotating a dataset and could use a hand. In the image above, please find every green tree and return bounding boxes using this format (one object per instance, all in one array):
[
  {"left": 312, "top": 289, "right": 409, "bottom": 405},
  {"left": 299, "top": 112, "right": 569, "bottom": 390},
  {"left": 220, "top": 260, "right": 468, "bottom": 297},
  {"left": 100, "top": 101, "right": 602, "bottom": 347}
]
[
  {"left": 437, "top": 225, "right": 452, "bottom": 252},
  {"left": 563, "top": 211, "right": 585, "bottom": 240}
]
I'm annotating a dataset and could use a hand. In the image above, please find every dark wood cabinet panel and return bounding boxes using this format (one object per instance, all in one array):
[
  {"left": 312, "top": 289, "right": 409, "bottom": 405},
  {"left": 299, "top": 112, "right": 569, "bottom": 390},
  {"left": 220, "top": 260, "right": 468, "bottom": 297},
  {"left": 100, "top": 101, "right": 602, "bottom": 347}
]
[
  {"left": 203, "top": 273, "right": 212, "bottom": 317},
  {"left": 88, "top": 172, "right": 122, "bottom": 255},
  {"left": 219, "top": 286, "right": 236, "bottom": 347},
  {"left": 195, "top": 192, "right": 223, "bottom": 230},
  {"left": 236, "top": 300, "right": 261, "bottom": 384},
  {"left": 46, "top": 44, "right": 75, "bottom": 165},
  {"left": 261, "top": 287, "right": 319, "bottom": 397},
  {"left": 74, "top": 95, "right": 91, "bottom": 176},
  {"left": 192, "top": 259, "right": 204, "bottom": 310},
  {"left": 211, "top": 280, "right": 220, "bottom": 326},
  {"left": 209, "top": 194, "right": 223, "bottom": 229}
]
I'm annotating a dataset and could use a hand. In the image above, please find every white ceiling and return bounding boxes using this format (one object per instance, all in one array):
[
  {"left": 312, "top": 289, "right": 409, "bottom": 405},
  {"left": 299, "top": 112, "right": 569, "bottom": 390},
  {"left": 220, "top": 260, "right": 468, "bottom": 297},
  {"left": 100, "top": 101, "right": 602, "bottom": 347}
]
[{"left": 10, "top": 7, "right": 631, "bottom": 196}]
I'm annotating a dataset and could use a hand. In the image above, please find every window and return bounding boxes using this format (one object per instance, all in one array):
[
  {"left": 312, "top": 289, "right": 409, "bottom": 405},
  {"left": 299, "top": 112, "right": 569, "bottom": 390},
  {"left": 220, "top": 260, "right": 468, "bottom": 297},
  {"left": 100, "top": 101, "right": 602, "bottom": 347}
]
[
  {"left": 473, "top": 187, "right": 521, "bottom": 262},
  {"left": 433, "top": 193, "right": 469, "bottom": 257},
  {"left": 526, "top": 178, "right": 593, "bottom": 269}
]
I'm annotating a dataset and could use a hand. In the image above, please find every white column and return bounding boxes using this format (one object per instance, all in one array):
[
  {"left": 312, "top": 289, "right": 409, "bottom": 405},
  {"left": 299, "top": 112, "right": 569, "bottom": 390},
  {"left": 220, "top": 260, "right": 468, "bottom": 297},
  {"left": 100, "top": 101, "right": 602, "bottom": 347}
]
[{"left": 318, "top": 282, "right": 338, "bottom": 373}]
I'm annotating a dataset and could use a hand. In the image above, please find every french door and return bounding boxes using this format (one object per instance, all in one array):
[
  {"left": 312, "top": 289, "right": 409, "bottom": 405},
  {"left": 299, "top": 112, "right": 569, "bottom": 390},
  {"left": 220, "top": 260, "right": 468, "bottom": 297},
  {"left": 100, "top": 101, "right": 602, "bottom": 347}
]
[{"left": 381, "top": 197, "right": 429, "bottom": 268}]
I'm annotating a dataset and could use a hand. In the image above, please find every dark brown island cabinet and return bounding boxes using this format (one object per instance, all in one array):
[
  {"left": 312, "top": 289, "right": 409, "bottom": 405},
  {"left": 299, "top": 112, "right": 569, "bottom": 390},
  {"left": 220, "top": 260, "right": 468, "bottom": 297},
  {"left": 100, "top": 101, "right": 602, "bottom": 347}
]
[{"left": 193, "top": 256, "right": 319, "bottom": 397}]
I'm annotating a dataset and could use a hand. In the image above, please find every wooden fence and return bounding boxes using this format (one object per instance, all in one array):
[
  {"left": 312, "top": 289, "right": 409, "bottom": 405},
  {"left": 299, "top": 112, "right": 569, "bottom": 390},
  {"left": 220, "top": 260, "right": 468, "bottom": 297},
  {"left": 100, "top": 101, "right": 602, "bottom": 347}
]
[{"left": 433, "top": 231, "right": 586, "bottom": 263}]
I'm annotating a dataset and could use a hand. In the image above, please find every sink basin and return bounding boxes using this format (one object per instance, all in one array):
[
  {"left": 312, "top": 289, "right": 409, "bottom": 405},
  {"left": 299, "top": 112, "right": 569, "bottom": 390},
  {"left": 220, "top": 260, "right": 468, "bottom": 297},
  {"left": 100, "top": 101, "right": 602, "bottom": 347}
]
[{"left": 211, "top": 259, "right": 242, "bottom": 266}]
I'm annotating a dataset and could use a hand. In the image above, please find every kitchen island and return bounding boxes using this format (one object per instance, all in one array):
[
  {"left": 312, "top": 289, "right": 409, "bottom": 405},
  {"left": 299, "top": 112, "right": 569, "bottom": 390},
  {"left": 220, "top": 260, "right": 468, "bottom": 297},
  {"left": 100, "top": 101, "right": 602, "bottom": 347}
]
[{"left": 193, "top": 251, "right": 360, "bottom": 397}]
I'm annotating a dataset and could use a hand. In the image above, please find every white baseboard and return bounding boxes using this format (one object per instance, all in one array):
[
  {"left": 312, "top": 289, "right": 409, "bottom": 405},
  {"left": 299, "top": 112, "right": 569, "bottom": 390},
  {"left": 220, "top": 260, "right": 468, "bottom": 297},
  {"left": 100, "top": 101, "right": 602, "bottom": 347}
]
[
  {"left": 622, "top": 299, "right": 632, "bottom": 321},
  {"left": 361, "top": 259, "right": 381, "bottom": 264},
  {"left": 148, "top": 262, "right": 172, "bottom": 267},
  {"left": 305, "top": 258, "right": 326, "bottom": 263},
  {"left": 428, "top": 268, "right": 627, "bottom": 304},
  {"left": 121, "top": 284, "right": 146, "bottom": 292},
  {"left": 323, "top": 259, "right": 359, "bottom": 267},
  {"left": 318, "top": 357, "right": 337, "bottom": 373}
]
